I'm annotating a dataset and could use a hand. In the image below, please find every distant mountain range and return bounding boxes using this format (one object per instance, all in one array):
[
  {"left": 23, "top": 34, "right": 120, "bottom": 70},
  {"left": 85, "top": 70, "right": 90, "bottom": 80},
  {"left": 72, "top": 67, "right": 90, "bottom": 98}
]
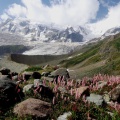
[
  {"left": 0, "top": 18, "right": 120, "bottom": 55},
  {"left": 0, "top": 18, "right": 91, "bottom": 42}
]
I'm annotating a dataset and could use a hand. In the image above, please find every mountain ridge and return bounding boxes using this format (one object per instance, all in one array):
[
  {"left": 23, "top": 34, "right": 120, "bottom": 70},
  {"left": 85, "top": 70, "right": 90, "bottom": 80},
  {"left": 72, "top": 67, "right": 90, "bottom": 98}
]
[{"left": 0, "top": 18, "right": 120, "bottom": 55}]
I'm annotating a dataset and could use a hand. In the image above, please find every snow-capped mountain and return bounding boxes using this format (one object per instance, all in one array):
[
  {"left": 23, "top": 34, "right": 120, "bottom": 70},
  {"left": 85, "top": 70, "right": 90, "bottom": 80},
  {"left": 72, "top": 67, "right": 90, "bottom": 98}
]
[
  {"left": 1, "top": 18, "right": 120, "bottom": 55},
  {"left": 0, "top": 18, "right": 92, "bottom": 43},
  {"left": 102, "top": 26, "right": 120, "bottom": 37}
]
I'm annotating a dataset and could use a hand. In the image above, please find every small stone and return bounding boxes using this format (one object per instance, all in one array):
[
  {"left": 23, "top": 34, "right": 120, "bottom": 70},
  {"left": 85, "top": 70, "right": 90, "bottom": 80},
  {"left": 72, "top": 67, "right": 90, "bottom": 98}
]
[
  {"left": 34, "top": 79, "right": 43, "bottom": 87},
  {"left": 57, "top": 112, "right": 72, "bottom": 120},
  {"left": 103, "top": 93, "right": 110, "bottom": 103},
  {"left": 23, "top": 84, "right": 34, "bottom": 92},
  {"left": 97, "top": 81, "right": 107, "bottom": 88},
  {"left": 86, "top": 93, "right": 104, "bottom": 106}
]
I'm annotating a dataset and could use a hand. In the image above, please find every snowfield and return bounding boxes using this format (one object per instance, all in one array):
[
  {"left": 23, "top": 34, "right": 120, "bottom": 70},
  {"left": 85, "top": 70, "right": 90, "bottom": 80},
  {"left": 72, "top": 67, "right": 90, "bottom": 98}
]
[{"left": 23, "top": 42, "right": 82, "bottom": 55}]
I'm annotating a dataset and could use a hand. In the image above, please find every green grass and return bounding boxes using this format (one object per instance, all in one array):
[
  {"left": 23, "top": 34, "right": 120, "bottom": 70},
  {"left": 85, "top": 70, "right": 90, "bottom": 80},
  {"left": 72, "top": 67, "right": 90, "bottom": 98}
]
[
  {"left": 82, "top": 54, "right": 101, "bottom": 67},
  {"left": 61, "top": 43, "right": 101, "bottom": 67},
  {"left": 24, "top": 66, "right": 42, "bottom": 72}
]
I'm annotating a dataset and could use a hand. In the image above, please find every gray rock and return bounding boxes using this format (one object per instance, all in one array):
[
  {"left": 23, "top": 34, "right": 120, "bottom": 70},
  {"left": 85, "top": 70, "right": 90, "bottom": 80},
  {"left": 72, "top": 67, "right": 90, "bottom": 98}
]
[
  {"left": 57, "top": 112, "right": 72, "bottom": 120},
  {"left": 98, "top": 81, "right": 107, "bottom": 88},
  {"left": 0, "top": 79, "right": 24, "bottom": 110},
  {"left": 41, "top": 72, "right": 50, "bottom": 77},
  {"left": 86, "top": 93, "right": 104, "bottom": 106},
  {"left": 34, "top": 79, "right": 43, "bottom": 87},
  {"left": 0, "top": 75, "right": 11, "bottom": 80},
  {"left": 103, "top": 93, "right": 110, "bottom": 103},
  {"left": 43, "top": 77, "right": 53, "bottom": 82},
  {"left": 13, "top": 98, "right": 53, "bottom": 119},
  {"left": 51, "top": 68, "right": 70, "bottom": 78},
  {"left": 0, "top": 67, "right": 10, "bottom": 75},
  {"left": 12, "top": 75, "right": 18, "bottom": 81},
  {"left": 38, "top": 85, "right": 54, "bottom": 99},
  {"left": 23, "top": 84, "right": 34, "bottom": 92},
  {"left": 22, "top": 71, "right": 33, "bottom": 80},
  {"left": 32, "top": 72, "right": 41, "bottom": 79}
]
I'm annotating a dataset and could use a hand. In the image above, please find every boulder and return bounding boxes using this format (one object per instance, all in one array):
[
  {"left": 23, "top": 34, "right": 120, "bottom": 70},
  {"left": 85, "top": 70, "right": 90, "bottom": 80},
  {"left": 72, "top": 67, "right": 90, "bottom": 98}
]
[
  {"left": 0, "top": 75, "right": 11, "bottom": 80},
  {"left": 109, "top": 84, "right": 120, "bottom": 103},
  {"left": 41, "top": 72, "right": 51, "bottom": 77},
  {"left": 51, "top": 68, "right": 70, "bottom": 79},
  {"left": 71, "top": 86, "right": 90, "bottom": 97},
  {"left": 12, "top": 75, "right": 18, "bottom": 81},
  {"left": 13, "top": 98, "right": 53, "bottom": 119},
  {"left": 0, "top": 67, "right": 10, "bottom": 75},
  {"left": 34, "top": 79, "right": 43, "bottom": 87},
  {"left": 0, "top": 79, "right": 24, "bottom": 110},
  {"left": 22, "top": 71, "right": 33, "bottom": 80},
  {"left": 38, "top": 85, "right": 54, "bottom": 99},
  {"left": 23, "top": 84, "right": 34, "bottom": 93},
  {"left": 32, "top": 72, "right": 41, "bottom": 79},
  {"left": 86, "top": 94, "right": 104, "bottom": 106}
]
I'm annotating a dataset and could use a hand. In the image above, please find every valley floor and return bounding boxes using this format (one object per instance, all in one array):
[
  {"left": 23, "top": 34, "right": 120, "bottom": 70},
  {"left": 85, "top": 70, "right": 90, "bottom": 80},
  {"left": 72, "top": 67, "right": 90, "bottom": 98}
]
[{"left": 0, "top": 56, "right": 28, "bottom": 73}]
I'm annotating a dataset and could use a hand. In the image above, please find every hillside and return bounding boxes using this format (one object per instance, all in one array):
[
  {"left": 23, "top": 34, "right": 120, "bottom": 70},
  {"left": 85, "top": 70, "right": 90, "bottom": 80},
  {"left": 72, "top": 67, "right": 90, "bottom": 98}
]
[
  {"left": 60, "top": 33, "right": 120, "bottom": 78},
  {"left": 0, "top": 45, "right": 30, "bottom": 56}
]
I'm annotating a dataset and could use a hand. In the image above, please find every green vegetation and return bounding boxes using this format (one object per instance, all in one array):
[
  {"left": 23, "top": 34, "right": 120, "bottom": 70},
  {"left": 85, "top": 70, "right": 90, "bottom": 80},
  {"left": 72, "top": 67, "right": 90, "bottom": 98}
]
[
  {"left": 60, "top": 33, "right": 120, "bottom": 78},
  {"left": 60, "top": 43, "right": 101, "bottom": 67},
  {"left": 24, "top": 66, "right": 42, "bottom": 72},
  {"left": 82, "top": 54, "right": 101, "bottom": 67}
]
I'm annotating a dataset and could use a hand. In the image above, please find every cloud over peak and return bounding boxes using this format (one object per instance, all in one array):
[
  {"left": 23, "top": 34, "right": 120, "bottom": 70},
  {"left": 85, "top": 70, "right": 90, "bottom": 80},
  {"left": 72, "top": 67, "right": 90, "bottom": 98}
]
[
  {"left": 90, "top": 2, "right": 120, "bottom": 35},
  {"left": 1, "top": 0, "right": 120, "bottom": 36},
  {"left": 1, "top": 0, "right": 99, "bottom": 26}
]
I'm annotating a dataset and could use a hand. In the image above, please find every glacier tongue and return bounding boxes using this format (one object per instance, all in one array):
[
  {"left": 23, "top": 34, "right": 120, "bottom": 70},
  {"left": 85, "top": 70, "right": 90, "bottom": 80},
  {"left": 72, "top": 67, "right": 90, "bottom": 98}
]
[
  {"left": 0, "top": 31, "right": 82, "bottom": 55},
  {"left": 23, "top": 42, "right": 81, "bottom": 55}
]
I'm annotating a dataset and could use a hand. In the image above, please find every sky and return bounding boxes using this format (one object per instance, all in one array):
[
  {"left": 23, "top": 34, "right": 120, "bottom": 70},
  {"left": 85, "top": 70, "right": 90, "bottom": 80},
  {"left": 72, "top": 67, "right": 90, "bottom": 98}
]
[{"left": 0, "top": 0, "right": 120, "bottom": 35}]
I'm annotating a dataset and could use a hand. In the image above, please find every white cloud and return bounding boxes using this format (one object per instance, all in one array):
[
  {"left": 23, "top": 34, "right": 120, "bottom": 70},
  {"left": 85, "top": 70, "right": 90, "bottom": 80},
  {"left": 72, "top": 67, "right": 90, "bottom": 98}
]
[
  {"left": 0, "top": 0, "right": 99, "bottom": 26},
  {"left": 0, "top": 13, "right": 9, "bottom": 20},
  {"left": 7, "top": 3, "right": 27, "bottom": 18},
  {"left": 2, "top": 0, "right": 120, "bottom": 36},
  {"left": 89, "top": 2, "right": 120, "bottom": 36}
]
